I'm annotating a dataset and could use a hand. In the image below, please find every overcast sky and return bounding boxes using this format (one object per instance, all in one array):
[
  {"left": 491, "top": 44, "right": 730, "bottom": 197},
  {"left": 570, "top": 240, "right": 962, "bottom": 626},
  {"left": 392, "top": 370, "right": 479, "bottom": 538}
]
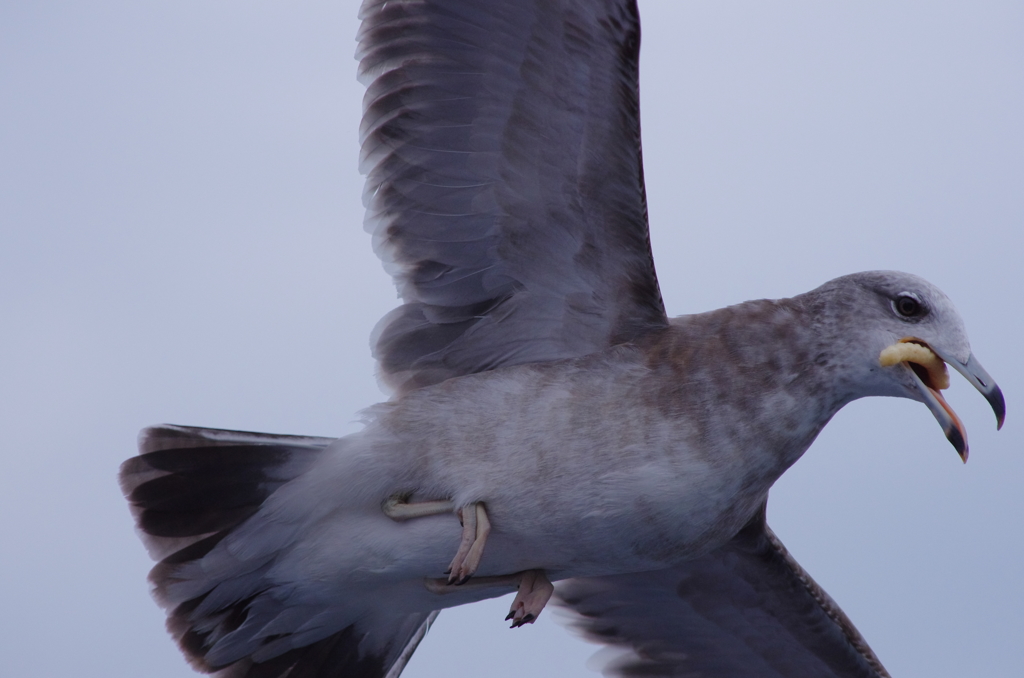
[{"left": 1, "top": 2, "right": 1022, "bottom": 677}]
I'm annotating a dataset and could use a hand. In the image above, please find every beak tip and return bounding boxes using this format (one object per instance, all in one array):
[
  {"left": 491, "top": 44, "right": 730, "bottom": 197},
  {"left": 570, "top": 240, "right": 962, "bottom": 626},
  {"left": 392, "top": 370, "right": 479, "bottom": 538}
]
[
  {"left": 964, "top": 358, "right": 1005, "bottom": 431},
  {"left": 946, "top": 426, "right": 968, "bottom": 462},
  {"left": 989, "top": 386, "right": 1006, "bottom": 431}
]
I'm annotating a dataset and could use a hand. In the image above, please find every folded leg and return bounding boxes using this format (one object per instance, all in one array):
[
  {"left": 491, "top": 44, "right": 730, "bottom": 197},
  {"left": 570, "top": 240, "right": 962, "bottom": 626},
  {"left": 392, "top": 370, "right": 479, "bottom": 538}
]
[
  {"left": 382, "top": 495, "right": 454, "bottom": 520},
  {"left": 382, "top": 496, "right": 491, "bottom": 583},
  {"left": 447, "top": 502, "right": 490, "bottom": 584}
]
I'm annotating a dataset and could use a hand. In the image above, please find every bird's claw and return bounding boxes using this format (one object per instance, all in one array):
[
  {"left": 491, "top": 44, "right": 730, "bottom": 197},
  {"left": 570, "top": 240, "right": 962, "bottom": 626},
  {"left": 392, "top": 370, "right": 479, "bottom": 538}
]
[
  {"left": 423, "top": 568, "right": 553, "bottom": 627},
  {"left": 382, "top": 496, "right": 492, "bottom": 583},
  {"left": 396, "top": 497, "right": 550, "bottom": 624},
  {"left": 505, "top": 569, "right": 553, "bottom": 628},
  {"left": 447, "top": 502, "right": 490, "bottom": 583}
]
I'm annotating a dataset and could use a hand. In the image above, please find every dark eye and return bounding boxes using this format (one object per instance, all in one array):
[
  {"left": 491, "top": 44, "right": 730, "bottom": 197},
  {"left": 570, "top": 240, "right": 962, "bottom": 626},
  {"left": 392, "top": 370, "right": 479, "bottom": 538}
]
[{"left": 895, "top": 295, "right": 921, "bottom": 317}]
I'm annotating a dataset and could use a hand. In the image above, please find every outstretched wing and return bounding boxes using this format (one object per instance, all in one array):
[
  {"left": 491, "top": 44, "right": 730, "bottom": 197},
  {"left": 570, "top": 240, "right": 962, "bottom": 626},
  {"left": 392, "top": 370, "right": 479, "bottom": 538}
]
[
  {"left": 358, "top": 0, "right": 667, "bottom": 393},
  {"left": 555, "top": 505, "right": 890, "bottom": 678}
]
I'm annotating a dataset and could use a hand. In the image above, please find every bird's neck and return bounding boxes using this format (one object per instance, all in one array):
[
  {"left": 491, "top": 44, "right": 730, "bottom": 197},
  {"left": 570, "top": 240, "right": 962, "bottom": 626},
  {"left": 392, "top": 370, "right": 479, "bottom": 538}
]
[{"left": 639, "top": 296, "right": 851, "bottom": 474}]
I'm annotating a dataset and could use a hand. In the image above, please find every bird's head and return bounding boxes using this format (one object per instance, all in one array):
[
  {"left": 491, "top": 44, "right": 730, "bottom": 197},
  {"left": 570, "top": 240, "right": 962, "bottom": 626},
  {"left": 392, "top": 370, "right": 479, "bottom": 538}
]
[{"left": 806, "top": 271, "right": 1004, "bottom": 461}]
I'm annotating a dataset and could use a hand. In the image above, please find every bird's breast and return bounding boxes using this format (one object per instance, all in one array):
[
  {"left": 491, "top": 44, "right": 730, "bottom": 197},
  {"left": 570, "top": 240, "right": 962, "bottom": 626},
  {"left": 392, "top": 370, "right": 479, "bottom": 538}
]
[{"left": 378, "top": 355, "right": 817, "bottom": 578}]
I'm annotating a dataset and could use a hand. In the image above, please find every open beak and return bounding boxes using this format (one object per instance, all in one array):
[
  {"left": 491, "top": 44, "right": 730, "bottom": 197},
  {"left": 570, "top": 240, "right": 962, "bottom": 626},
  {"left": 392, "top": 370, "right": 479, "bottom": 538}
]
[{"left": 897, "top": 344, "right": 1005, "bottom": 462}]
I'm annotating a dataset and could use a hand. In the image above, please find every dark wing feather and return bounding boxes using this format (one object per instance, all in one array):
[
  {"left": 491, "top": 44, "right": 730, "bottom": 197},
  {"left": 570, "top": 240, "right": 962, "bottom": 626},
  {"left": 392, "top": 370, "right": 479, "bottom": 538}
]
[
  {"left": 556, "top": 505, "right": 890, "bottom": 678},
  {"left": 358, "top": 0, "right": 667, "bottom": 392}
]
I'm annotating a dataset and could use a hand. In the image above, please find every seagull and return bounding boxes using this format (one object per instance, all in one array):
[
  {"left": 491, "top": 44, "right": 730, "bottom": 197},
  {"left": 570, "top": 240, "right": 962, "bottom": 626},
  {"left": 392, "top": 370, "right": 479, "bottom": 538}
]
[{"left": 119, "top": 1, "right": 1005, "bottom": 677}]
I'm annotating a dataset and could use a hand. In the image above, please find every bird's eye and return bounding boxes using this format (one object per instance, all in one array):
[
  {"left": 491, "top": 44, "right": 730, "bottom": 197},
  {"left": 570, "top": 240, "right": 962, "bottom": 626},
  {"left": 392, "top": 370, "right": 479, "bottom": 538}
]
[{"left": 894, "top": 294, "right": 922, "bottom": 318}]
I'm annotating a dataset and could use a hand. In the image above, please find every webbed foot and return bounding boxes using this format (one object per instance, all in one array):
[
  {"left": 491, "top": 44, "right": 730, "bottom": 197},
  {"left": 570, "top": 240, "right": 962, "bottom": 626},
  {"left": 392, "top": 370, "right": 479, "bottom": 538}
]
[
  {"left": 423, "top": 568, "right": 553, "bottom": 627},
  {"left": 382, "top": 495, "right": 492, "bottom": 584},
  {"left": 446, "top": 502, "right": 490, "bottom": 584},
  {"left": 504, "top": 569, "right": 553, "bottom": 627}
]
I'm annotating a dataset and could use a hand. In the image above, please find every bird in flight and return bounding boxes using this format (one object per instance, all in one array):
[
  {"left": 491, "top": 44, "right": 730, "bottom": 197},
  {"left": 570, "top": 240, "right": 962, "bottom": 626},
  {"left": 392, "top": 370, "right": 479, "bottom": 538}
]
[{"left": 120, "top": 1, "right": 1005, "bottom": 677}]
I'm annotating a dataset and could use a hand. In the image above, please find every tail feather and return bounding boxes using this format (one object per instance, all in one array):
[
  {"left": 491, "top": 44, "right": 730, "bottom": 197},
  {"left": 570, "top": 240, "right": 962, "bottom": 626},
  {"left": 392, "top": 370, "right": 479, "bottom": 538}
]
[
  {"left": 120, "top": 425, "right": 330, "bottom": 562},
  {"left": 120, "top": 424, "right": 439, "bottom": 678}
]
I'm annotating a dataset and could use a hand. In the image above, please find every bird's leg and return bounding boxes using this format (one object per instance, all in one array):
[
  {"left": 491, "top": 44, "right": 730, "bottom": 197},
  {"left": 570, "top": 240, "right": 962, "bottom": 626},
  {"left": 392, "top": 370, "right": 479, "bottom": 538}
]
[
  {"left": 446, "top": 502, "right": 490, "bottom": 584},
  {"left": 382, "top": 494, "right": 455, "bottom": 521},
  {"left": 381, "top": 496, "right": 491, "bottom": 584},
  {"left": 423, "top": 568, "right": 554, "bottom": 627},
  {"left": 423, "top": 572, "right": 521, "bottom": 594},
  {"left": 505, "top": 569, "right": 554, "bottom": 628}
]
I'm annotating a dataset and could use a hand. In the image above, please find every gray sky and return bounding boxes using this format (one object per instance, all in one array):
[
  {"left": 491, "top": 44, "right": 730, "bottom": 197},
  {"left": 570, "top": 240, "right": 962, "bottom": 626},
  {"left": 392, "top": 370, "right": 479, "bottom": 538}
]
[{"left": 1, "top": 1, "right": 1021, "bottom": 676}]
